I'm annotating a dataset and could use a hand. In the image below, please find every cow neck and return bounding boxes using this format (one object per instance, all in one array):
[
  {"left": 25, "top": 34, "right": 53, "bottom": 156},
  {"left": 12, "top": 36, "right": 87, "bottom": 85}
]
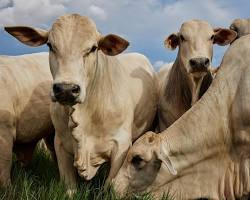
[
  {"left": 160, "top": 57, "right": 242, "bottom": 172},
  {"left": 165, "top": 53, "right": 213, "bottom": 112},
  {"left": 69, "top": 50, "right": 127, "bottom": 130},
  {"left": 164, "top": 56, "right": 192, "bottom": 111},
  {"left": 85, "top": 50, "right": 126, "bottom": 108}
]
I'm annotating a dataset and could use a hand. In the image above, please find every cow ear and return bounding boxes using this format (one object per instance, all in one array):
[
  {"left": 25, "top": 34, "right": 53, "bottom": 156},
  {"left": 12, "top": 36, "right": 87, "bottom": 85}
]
[
  {"left": 98, "top": 34, "right": 129, "bottom": 56},
  {"left": 214, "top": 28, "right": 237, "bottom": 46},
  {"left": 156, "top": 144, "right": 177, "bottom": 175},
  {"left": 164, "top": 33, "right": 179, "bottom": 50},
  {"left": 4, "top": 26, "right": 48, "bottom": 47}
]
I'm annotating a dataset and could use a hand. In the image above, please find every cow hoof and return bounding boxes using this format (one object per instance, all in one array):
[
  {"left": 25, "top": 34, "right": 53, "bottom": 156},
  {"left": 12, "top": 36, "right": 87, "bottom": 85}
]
[{"left": 66, "top": 189, "right": 76, "bottom": 198}]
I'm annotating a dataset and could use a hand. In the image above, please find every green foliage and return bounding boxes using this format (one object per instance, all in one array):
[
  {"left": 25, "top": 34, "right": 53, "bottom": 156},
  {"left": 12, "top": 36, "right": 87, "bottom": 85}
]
[{"left": 0, "top": 149, "right": 172, "bottom": 200}]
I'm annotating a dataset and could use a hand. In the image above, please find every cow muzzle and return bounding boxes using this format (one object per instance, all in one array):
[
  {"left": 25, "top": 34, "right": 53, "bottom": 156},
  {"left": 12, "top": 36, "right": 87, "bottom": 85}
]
[
  {"left": 73, "top": 151, "right": 103, "bottom": 181},
  {"left": 74, "top": 160, "right": 100, "bottom": 181},
  {"left": 52, "top": 83, "right": 81, "bottom": 105},
  {"left": 189, "top": 57, "right": 210, "bottom": 73}
]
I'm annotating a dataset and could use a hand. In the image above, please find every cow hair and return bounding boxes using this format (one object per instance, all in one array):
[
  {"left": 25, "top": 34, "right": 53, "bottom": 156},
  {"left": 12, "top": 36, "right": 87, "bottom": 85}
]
[{"left": 164, "top": 59, "right": 192, "bottom": 110}]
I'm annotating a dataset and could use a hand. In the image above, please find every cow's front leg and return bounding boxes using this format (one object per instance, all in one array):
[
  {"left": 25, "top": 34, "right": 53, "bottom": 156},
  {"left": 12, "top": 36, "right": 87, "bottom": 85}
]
[
  {"left": 54, "top": 134, "right": 77, "bottom": 196},
  {"left": 44, "top": 133, "right": 56, "bottom": 161},
  {"left": 105, "top": 131, "right": 131, "bottom": 186}
]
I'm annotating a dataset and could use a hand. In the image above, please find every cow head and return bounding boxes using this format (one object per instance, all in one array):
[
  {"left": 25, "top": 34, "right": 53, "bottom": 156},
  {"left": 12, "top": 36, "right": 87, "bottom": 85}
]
[
  {"left": 112, "top": 131, "right": 176, "bottom": 196},
  {"left": 230, "top": 18, "right": 250, "bottom": 42},
  {"left": 165, "top": 20, "right": 236, "bottom": 78},
  {"left": 5, "top": 14, "right": 129, "bottom": 105}
]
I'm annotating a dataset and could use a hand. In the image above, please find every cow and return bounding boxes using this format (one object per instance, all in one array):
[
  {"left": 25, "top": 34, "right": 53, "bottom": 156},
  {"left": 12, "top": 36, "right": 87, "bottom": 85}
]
[
  {"left": 0, "top": 53, "right": 54, "bottom": 187},
  {"left": 230, "top": 18, "right": 250, "bottom": 40},
  {"left": 5, "top": 14, "right": 158, "bottom": 194},
  {"left": 112, "top": 34, "right": 250, "bottom": 200},
  {"left": 158, "top": 20, "right": 237, "bottom": 131}
]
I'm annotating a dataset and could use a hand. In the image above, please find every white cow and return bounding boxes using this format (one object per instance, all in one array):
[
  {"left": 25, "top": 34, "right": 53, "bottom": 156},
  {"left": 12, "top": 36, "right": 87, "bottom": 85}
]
[
  {"left": 158, "top": 20, "right": 236, "bottom": 130},
  {"left": 0, "top": 53, "right": 54, "bottom": 186},
  {"left": 230, "top": 18, "right": 250, "bottom": 40},
  {"left": 5, "top": 14, "right": 158, "bottom": 194},
  {"left": 113, "top": 34, "right": 250, "bottom": 199}
]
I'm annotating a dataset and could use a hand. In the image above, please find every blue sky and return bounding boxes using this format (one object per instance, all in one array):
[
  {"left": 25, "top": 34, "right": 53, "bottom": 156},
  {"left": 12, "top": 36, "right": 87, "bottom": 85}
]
[{"left": 0, "top": 0, "right": 249, "bottom": 69}]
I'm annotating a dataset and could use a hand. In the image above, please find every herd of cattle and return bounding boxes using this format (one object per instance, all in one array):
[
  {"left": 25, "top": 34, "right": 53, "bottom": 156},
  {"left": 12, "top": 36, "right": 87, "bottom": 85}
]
[{"left": 0, "top": 14, "right": 249, "bottom": 199}]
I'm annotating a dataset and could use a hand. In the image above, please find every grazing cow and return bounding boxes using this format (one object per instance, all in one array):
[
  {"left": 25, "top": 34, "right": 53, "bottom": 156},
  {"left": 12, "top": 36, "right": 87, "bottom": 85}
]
[
  {"left": 113, "top": 34, "right": 250, "bottom": 200},
  {"left": 0, "top": 53, "right": 54, "bottom": 186},
  {"left": 230, "top": 18, "right": 250, "bottom": 40},
  {"left": 158, "top": 20, "right": 237, "bottom": 130},
  {"left": 5, "top": 14, "right": 158, "bottom": 194}
]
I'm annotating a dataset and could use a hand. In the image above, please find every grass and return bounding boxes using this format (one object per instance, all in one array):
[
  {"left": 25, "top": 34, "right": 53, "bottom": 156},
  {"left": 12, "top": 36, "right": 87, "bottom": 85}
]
[{"left": 0, "top": 148, "right": 172, "bottom": 200}]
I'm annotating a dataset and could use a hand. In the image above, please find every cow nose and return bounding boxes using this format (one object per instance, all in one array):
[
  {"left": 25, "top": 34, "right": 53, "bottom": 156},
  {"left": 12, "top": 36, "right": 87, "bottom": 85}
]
[
  {"left": 52, "top": 83, "right": 81, "bottom": 105},
  {"left": 53, "top": 83, "right": 63, "bottom": 95},
  {"left": 189, "top": 57, "right": 210, "bottom": 72},
  {"left": 71, "top": 84, "right": 81, "bottom": 96}
]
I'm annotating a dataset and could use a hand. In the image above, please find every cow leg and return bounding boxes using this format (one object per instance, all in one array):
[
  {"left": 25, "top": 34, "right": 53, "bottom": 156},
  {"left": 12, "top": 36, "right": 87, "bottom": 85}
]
[
  {"left": 14, "top": 141, "right": 37, "bottom": 167},
  {"left": 54, "top": 134, "right": 77, "bottom": 196},
  {"left": 44, "top": 133, "right": 56, "bottom": 161},
  {"left": 105, "top": 133, "right": 131, "bottom": 187},
  {"left": 0, "top": 128, "right": 14, "bottom": 187}
]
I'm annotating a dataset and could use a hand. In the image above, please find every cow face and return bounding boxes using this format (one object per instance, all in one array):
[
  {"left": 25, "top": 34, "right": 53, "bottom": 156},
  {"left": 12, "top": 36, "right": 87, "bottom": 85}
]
[
  {"left": 230, "top": 18, "right": 250, "bottom": 41},
  {"left": 165, "top": 20, "right": 236, "bottom": 78},
  {"left": 112, "top": 132, "right": 176, "bottom": 196},
  {"left": 5, "top": 14, "right": 129, "bottom": 105}
]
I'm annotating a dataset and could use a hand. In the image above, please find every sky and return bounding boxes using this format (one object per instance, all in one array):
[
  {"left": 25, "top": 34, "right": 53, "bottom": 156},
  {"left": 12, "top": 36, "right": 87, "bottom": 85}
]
[{"left": 0, "top": 0, "right": 249, "bottom": 70}]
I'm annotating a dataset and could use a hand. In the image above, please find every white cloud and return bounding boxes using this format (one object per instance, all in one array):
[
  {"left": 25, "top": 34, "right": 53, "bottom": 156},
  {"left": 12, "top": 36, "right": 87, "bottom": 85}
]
[
  {"left": 88, "top": 5, "right": 107, "bottom": 21},
  {"left": 153, "top": 60, "right": 173, "bottom": 71},
  {"left": 154, "top": 60, "right": 165, "bottom": 69},
  {"left": 0, "top": 0, "right": 67, "bottom": 27},
  {"left": 0, "top": 0, "right": 11, "bottom": 8},
  {"left": 0, "top": 0, "right": 237, "bottom": 31},
  {"left": 0, "top": 0, "right": 242, "bottom": 65},
  {"left": 162, "top": 0, "right": 233, "bottom": 29}
]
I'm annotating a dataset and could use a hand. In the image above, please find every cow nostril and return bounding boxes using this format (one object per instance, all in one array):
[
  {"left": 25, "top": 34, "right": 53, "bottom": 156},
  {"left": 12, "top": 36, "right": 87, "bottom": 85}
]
[
  {"left": 71, "top": 85, "right": 80, "bottom": 94},
  {"left": 204, "top": 58, "right": 210, "bottom": 67},
  {"left": 189, "top": 59, "right": 196, "bottom": 67},
  {"left": 53, "top": 84, "right": 63, "bottom": 95}
]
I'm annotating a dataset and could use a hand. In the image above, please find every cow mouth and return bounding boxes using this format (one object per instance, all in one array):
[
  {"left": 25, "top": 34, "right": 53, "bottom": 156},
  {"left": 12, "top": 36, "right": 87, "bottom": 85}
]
[
  {"left": 51, "top": 95, "right": 79, "bottom": 106},
  {"left": 76, "top": 164, "right": 100, "bottom": 180},
  {"left": 189, "top": 68, "right": 208, "bottom": 78},
  {"left": 190, "top": 67, "right": 208, "bottom": 73},
  {"left": 73, "top": 152, "right": 104, "bottom": 181},
  {"left": 78, "top": 168, "right": 98, "bottom": 180},
  {"left": 57, "top": 99, "right": 78, "bottom": 106}
]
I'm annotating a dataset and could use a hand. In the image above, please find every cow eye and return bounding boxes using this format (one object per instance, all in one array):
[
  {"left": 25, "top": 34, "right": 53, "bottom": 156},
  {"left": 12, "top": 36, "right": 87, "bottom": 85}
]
[
  {"left": 90, "top": 45, "right": 97, "bottom": 53},
  {"left": 180, "top": 34, "right": 186, "bottom": 42},
  {"left": 131, "top": 155, "right": 146, "bottom": 170},
  {"left": 47, "top": 43, "right": 54, "bottom": 52},
  {"left": 210, "top": 35, "right": 215, "bottom": 41}
]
